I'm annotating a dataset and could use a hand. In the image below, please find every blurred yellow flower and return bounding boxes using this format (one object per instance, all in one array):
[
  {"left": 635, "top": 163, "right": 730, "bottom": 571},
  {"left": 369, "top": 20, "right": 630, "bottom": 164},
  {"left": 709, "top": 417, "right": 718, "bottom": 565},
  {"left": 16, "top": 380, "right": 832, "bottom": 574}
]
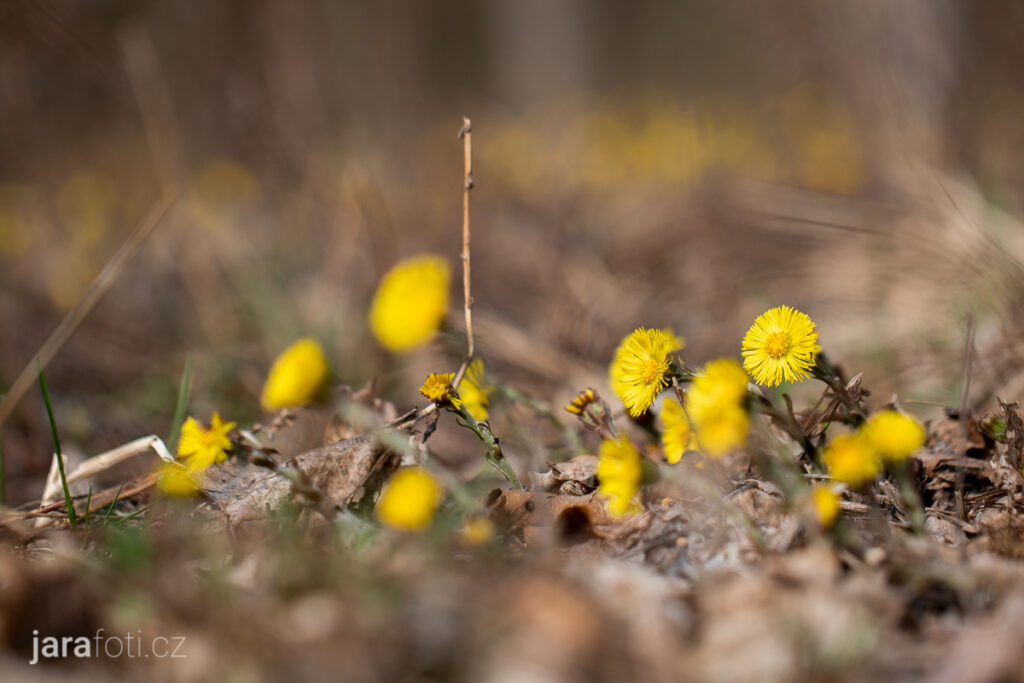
[
  {"left": 260, "top": 338, "right": 329, "bottom": 411},
  {"left": 461, "top": 516, "right": 495, "bottom": 545},
  {"left": 369, "top": 255, "right": 450, "bottom": 352},
  {"left": 609, "top": 328, "right": 684, "bottom": 418},
  {"left": 178, "top": 413, "right": 235, "bottom": 472},
  {"left": 823, "top": 433, "right": 879, "bottom": 488},
  {"left": 741, "top": 306, "right": 820, "bottom": 386},
  {"left": 460, "top": 359, "right": 491, "bottom": 421},
  {"left": 660, "top": 396, "right": 692, "bottom": 464},
  {"left": 156, "top": 462, "right": 199, "bottom": 498},
  {"left": 812, "top": 485, "right": 841, "bottom": 529},
  {"left": 376, "top": 467, "right": 444, "bottom": 531},
  {"left": 862, "top": 410, "right": 926, "bottom": 463},
  {"left": 56, "top": 169, "right": 118, "bottom": 247},
  {"left": 597, "top": 434, "right": 643, "bottom": 517},
  {"left": 687, "top": 358, "right": 750, "bottom": 458}
]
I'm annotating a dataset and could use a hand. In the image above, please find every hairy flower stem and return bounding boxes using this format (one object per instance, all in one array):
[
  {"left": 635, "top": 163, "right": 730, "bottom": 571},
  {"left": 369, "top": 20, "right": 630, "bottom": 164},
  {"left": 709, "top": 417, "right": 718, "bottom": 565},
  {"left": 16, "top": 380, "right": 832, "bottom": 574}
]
[
  {"left": 891, "top": 462, "right": 925, "bottom": 534},
  {"left": 452, "top": 404, "right": 523, "bottom": 490}
]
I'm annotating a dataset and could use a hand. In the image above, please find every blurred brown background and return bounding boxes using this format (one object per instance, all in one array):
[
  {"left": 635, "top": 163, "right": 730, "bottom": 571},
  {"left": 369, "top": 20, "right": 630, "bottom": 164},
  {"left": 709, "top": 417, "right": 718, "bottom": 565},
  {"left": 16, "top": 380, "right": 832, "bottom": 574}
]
[{"left": 4, "top": 0, "right": 1024, "bottom": 504}]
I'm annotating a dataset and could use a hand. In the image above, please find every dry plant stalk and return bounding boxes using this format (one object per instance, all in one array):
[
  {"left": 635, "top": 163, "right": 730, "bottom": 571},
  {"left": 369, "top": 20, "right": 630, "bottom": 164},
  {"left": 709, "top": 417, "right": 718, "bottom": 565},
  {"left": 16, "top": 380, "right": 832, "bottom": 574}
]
[
  {"left": 454, "top": 116, "right": 474, "bottom": 388},
  {"left": 0, "top": 190, "right": 177, "bottom": 431}
]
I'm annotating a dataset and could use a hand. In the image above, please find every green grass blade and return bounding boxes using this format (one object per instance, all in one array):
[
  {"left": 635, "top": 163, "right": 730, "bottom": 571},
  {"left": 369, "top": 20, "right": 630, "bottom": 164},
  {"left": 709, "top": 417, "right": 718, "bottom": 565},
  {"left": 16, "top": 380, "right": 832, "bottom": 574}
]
[
  {"left": 104, "top": 482, "right": 125, "bottom": 520},
  {"left": 167, "top": 356, "right": 194, "bottom": 455},
  {"left": 38, "top": 368, "right": 77, "bottom": 530}
]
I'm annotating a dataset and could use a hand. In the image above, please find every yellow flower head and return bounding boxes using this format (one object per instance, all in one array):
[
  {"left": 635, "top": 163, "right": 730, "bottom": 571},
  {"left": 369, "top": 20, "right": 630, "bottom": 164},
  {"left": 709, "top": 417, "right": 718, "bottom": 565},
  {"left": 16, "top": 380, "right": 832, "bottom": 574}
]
[
  {"left": 460, "top": 359, "right": 491, "bottom": 421},
  {"left": 565, "top": 388, "right": 597, "bottom": 415},
  {"left": 811, "top": 485, "right": 841, "bottom": 529},
  {"left": 862, "top": 410, "right": 925, "bottom": 463},
  {"left": 460, "top": 516, "right": 495, "bottom": 546},
  {"left": 609, "top": 328, "right": 684, "bottom": 418},
  {"left": 177, "top": 413, "right": 235, "bottom": 472},
  {"left": 660, "top": 396, "right": 693, "bottom": 464},
  {"left": 156, "top": 462, "right": 199, "bottom": 498},
  {"left": 260, "top": 338, "right": 329, "bottom": 411},
  {"left": 597, "top": 434, "right": 643, "bottom": 516},
  {"left": 823, "top": 433, "right": 880, "bottom": 488},
  {"left": 692, "top": 404, "right": 750, "bottom": 458},
  {"left": 369, "top": 255, "right": 450, "bottom": 352},
  {"left": 420, "top": 372, "right": 461, "bottom": 409},
  {"left": 741, "top": 305, "right": 820, "bottom": 386},
  {"left": 376, "top": 467, "right": 444, "bottom": 531},
  {"left": 687, "top": 358, "right": 750, "bottom": 458}
]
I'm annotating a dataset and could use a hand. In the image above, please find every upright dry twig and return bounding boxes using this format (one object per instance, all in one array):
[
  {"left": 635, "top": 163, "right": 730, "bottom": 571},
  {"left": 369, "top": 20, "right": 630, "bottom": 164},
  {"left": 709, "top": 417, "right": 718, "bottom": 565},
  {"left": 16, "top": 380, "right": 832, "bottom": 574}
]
[
  {"left": 0, "top": 190, "right": 177, "bottom": 431},
  {"left": 453, "top": 117, "right": 474, "bottom": 389},
  {"left": 956, "top": 315, "right": 975, "bottom": 521}
]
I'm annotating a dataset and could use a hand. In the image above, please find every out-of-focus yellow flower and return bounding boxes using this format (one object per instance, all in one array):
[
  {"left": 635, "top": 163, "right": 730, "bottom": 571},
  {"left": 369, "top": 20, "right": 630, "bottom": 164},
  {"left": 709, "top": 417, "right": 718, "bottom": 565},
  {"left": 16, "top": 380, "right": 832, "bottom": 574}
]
[
  {"left": 823, "top": 433, "right": 879, "bottom": 488},
  {"left": 609, "top": 328, "right": 684, "bottom": 418},
  {"left": 597, "top": 434, "right": 643, "bottom": 517},
  {"left": 812, "top": 485, "right": 841, "bottom": 529},
  {"left": 862, "top": 410, "right": 926, "bottom": 463},
  {"left": 189, "top": 158, "right": 261, "bottom": 229},
  {"left": 460, "top": 359, "right": 491, "bottom": 421},
  {"left": 742, "top": 306, "right": 820, "bottom": 386},
  {"left": 420, "top": 373, "right": 461, "bottom": 409},
  {"left": 369, "top": 255, "right": 450, "bottom": 352},
  {"left": 156, "top": 462, "right": 199, "bottom": 498},
  {"left": 660, "top": 396, "right": 692, "bottom": 464},
  {"left": 178, "top": 413, "right": 235, "bottom": 472},
  {"left": 461, "top": 516, "right": 495, "bottom": 545},
  {"left": 376, "top": 467, "right": 444, "bottom": 531},
  {"left": 687, "top": 358, "right": 750, "bottom": 458},
  {"left": 260, "top": 338, "right": 329, "bottom": 411},
  {"left": 692, "top": 404, "right": 749, "bottom": 458},
  {"left": 57, "top": 169, "right": 118, "bottom": 248}
]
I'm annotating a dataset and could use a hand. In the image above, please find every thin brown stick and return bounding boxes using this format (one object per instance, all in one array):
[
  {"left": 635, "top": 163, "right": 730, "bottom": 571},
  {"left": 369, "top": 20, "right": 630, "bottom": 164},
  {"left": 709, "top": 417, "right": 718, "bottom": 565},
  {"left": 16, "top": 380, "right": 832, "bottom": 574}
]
[
  {"left": 0, "top": 190, "right": 178, "bottom": 431},
  {"left": 453, "top": 116, "right": 474, "bottom": 388},
  {"left": 955, "top": 315, "right": 975, "bottom": 521}
]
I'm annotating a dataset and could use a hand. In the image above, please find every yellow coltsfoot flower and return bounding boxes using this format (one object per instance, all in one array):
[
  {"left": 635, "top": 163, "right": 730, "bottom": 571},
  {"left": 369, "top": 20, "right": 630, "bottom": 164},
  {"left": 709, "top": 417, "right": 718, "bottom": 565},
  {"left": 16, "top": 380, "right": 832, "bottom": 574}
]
[
  {"left": 597, "top": 434, "right": 643, "bottom": 517},
  {"left": 178, "top": 413, "right": 235, "bottom": 472},
  {"left": 369, "top": 255, "right": 450, "bottom": 352},
  {"left": 459, "top": 359, "right": 492, "bottom": 421},
  {"left": 260, "top": 338, "right": 329, "bottom": 411},
  {"left": 609, "top": 327, "right": 684, "bottom": 418},
  {"left": 376, "top": 467, "right": 444, "bottom": 531},
  {"left": 861, "top": 410, "right": 925, "bottom": 463},
  {"left": 741, "top": 305, "right": 820, "bottom": 386},
  {"left": 156, "top": 462, "right": 199, "bottom": 498},
  {"left": 419, "top": 372, "right": 462, "bottom": 409},
  {"left": 811, "top": 485, "right": 841, "bottom": 529},
  {"left": 660, "top": 396, "right": 693, "bottom": 464},
  {"left": 823, "top": 433, "right": 880, "bottom": 488},
  {"left": 687, "top": 358, "right": 750, "bottom": 458}
]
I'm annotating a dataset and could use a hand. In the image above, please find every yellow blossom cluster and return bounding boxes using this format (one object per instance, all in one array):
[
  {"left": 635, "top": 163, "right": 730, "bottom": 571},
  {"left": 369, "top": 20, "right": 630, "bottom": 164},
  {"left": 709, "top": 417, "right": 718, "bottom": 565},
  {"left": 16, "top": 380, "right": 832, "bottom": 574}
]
[{"left": 823, "top": 410, "right": 926, "bottom": 487}]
